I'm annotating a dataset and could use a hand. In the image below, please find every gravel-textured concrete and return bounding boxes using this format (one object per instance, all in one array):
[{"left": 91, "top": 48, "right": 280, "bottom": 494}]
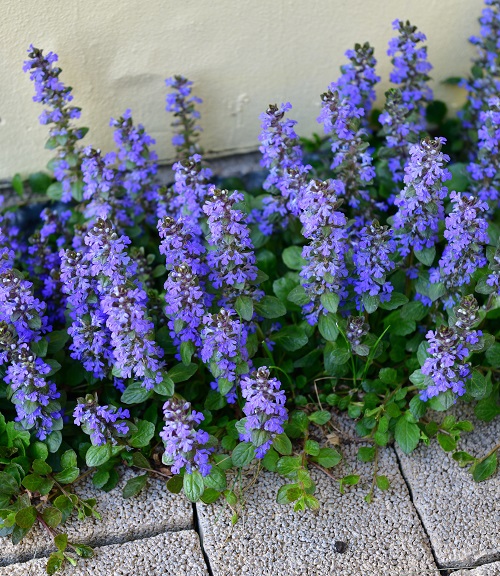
[
  {"left": 197, "top": 443, "right": 439, "bottom": 576},
  {"left": 0, "top": 467, "right": 192, "bottom": 566},
  {"left": 396, "top": 407, "right": 500, "bottom": 569},
  {"left": 452, "top": 560, "right": 500, "bottom": 575},
  {"left": 0, "top": 530, "right": 209, "bottom": 576}
]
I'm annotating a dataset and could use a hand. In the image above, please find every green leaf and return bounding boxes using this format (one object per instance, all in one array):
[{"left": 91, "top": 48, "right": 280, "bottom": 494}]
[
  {"left": 255, "top": 296, "right": 286, "bottom": 319},
  {"left": 261, "top": 447, "right": 279, "bottom": 472},
  {"left": 47, "top": 331, "right": 70, "bottom": 354},
  {"left": 376, "top": 475, "right": 390, "bottom": 491},
  {"left": 32, "top": 459, "right": 52, "bottom": 476},
  {"left": 466, "top": 370, "right": 489, "bottom": 399},
  {"left": 272, "top": 433, "right": 292, "bottom": 456},
  {"left": 60, "top": 450, "right": 77, "bottom": 470},
  {"left": 154, "top": 375, "right": 174, "bottom": 397},
  {"left": 282, "top": 246, "right": 306, "bottom": 270},
  {"left": 42, "top": 507, "right": 62, "bottom": 528},
  {"left": 414, "top": 246, "right": 436, "bottom": 266},
  {"left": 92, "top": 469, "right": 110, "bottom": 489},
  {"left": 276, "top": 483, "right": 301, "bottom": 504},
  {"left": 452, "top": 451, "right": 476, "bottom": 467},
  {"left": 200, "top": 488, "right": 220, "bottom": 504},
  {"left": 273, "top": 325, "right": 308, "bottom": 351},
  {"left": 379, "top": 368, "right": 397, "bottom": 384},
  {"left": 166, "top": 475, "right": 183, "bottom": 494},
  {"left": 428, "top": 390, "right": 456, "bottom": 412},
  {"left": 132, "top": 452, "right": 151, "bottom": 469},
  {"left": 362, "top": 294, "right": 379, "bottom": 313},
  {"left": 46, "top": 182, "right": 63, "bottom": 201},
  {"left": 15, "top": 506, "right": 37, "bottom": 529},
  {"left": 203, "top": 466, "right": 227, "bottom": 491},
  {"left": 183, "top": 471, "right": 204, "bottom": 502},
  {"left": 31, "top": 338, "right": 48, "bottom": 358},
  {"left": 339, "top": 474, "right": 360, "bottom": 493},
  {"left": 0, "top": 471, "right": 20, "bottom": 495},
  {"left": 53, "top": 467, "right": 79, "bottom": 484},
  {"left": 357, "top": 447, "right": 375, "bottom": 462},
  {"left": 73, "top": 544, "right": 94, "bottom": 558},
  {"left": 232, "top": 442, "right": 255, "bottom": 467},
  {"left": 54, "top": 533, "right": 68, "bottom": 552},
  {"left": 378, "top": 292, "right": 408, "bottom": 310},
  {"left": 235, "top": 296, "right": 254, "bottom": 321},
  {"left": 318, "top": 313, "right": 339, "bottom": 341},
  {"left": 180, "top": 341, "right": 195, "bottom": 366},
  {"left": 315, "top": 447, "right": 342, "bottom": 468},
  {"left": 472, "top": 452, "right": 498, "bottom": 482},
  {"left": 85, "top": 444, "right": 112, "bottom": 468},
  {"left": 304, "top": 440, "right": 320, "bottom": 456},
  {"left": 167, "top": 363, "right": 198, "bottom": 383},
  {"left": 276, "top": 456, "right": 302, "bottom": 476},
  {"left": 395, "top": 415, "right": 420, "bottom": 454},
  {"left": 485, "top": 342, "right": 500, "bottom": 367},
  {"left": 121, "top": 383, "right": 153, "bottom": 404},
  {"left": 409, "top": 395, "right": 427, "bottom": 420},
  {"left": 11, "top": 173, "right": 23, "bottom": 197},
  {"left": 475, "top": 398, "right": 500, "bottom": 422},
  {"left": 29, "top": 171, "right": 52, "bottom": 194},
  {"left": 122, "top": 474, "right": 148, "bottom": 499},
  {"left": 128, "top": 420, "right": 155, "bottom": 448},
  {"left": 437, "top": 433, "right": 456, "bottom": 452},
  {"left": 53, "top": 495, "right": 74, "bottom": 523},
  {"left": 448, "top": 162, "right": 470, "bottom": 192},
  {"left": 308, "top": 410, "right": 331, "bottom": 425},
  {"left": 46, "top": 552, "right": 64, "bottom": 575},
  {"left": 320, "top": 293, "right": 340, "bottom": 314},
  {"left": 287, "top": 285, "right": 310, "bottom": 306}
]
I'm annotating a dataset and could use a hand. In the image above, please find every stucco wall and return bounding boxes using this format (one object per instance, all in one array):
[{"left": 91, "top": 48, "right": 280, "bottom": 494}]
[{"left": 0, "top": 0, "right": 484, "bottom": 179}]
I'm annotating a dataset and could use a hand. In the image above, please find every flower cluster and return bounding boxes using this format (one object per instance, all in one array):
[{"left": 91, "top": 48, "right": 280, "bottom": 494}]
[
  {"left": 393, "top": 137, "right": 451, "bottom": 257},
  {"left": 430, "top": 192, "right": 489, "bottom": 307},
  {"left": 0, "top": 269, "right": 49, "bottom": 343},
  {"left": 23, "top": 45, "right": 86, "bottom": 203},
  {"left": 84, "top": 219, "right": 165, "bottom": 390},
  {"left": 165, "top": 75, "right": 202, "bottom": 158},
  {"left": 239, "top": 367, "right": 288, "bottom": 458},
  {"left": 158, "top": 216, "right": 207, "bottom": 276},
  {"left": 203, "top": 188, "right": 263, "bottom": 307},
  {"left": 163, "top": 263, "right": 206, "bottom": 350},
  {"left": 421, "top": 296, "right": 481, "bottom": 401},
  {"left": 168, "top": 154, "right": 213, "bottom": 226},
  {"left": 388, "top": 20, "right": 432, "bottom": 127},
  {"left": 468, "top": 98, "right": 500, "bottom": 203},
  {"left": 81, "top": 147, "right": 131, "bottom": 227},
  {"left": 379, "top": 88, "right": 420, "bottom": 185},
  {"left": 317, "top": 88, "right": 375, "bottom": 208},
  {"left": 200, "top": 309, "right": 249, "bottom": 402},
  {"left": 353, "top": 220, "right": 396, "bottom": 305},
  {"left": 460, "top": 0, "right": 500, "bottom": 135},
  {"left": 160, "top": 398, "right": 213, "bottom": 476},
  {"left": 73, "top": 395, "right": 129, "bottom": 446},
  {"left": 345, "top": 316, "right": 370, "bottom": 357},
  {"left": 257, "top": 103, "right": 310, "bottom": 234},
  {"left": 330, "top": 42, "right": 380, "bottom": 121},
  {"left": 299, "top": 179, "right": 348, "bottom": 324},
  {"left": 110, "top": 109, "right": 160, "bottom": 221}
]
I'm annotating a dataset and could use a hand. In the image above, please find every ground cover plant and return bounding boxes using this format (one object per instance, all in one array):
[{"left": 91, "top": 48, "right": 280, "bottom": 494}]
[{"left": 1, "top": 0, "right": 500, "bottom": 572}]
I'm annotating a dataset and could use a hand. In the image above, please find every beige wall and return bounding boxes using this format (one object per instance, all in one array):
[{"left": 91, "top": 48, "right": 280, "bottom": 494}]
[{"left": 0, "top": 0, "right": 484, "bottom": 179}]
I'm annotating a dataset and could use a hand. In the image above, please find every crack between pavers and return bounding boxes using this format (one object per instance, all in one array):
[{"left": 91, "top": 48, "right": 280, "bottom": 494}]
[
  {"left": 0, "top": 525, "right": 191, "bottom": 569},
  {"left": 192, "top": 503, "right": 215, "bottom": 576},
  {"left": 393, "top": 446, "right": 500, "bottom": 575},
  {"left": 392, "top": 446, "right": 452, "bottom": 576}
]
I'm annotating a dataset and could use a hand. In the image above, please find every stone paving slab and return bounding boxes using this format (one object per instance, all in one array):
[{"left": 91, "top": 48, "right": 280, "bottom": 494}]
[
  {"left": 0, "top": 467, "right": 192, "bottom": 566},
  {"left": 197, "top": 443, "right": 439, "bottom": 576},
  {"left": 396, "top": 407, "right": 500, "bottom": 569},
  {"left": 452, "top": 560, "right": 500, "bottom": 575},
  {"left": 0, "top": 530, "right": 209, "bottom": 576}
]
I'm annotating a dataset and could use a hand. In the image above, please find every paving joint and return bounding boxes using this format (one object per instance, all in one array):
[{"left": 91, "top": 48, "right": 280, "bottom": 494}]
[
  {"left": 393, "top": 446, "right": 448, "bottom": 575},
  {"left": 193, "top": 502, "right": 215, "bottom": 576}
]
